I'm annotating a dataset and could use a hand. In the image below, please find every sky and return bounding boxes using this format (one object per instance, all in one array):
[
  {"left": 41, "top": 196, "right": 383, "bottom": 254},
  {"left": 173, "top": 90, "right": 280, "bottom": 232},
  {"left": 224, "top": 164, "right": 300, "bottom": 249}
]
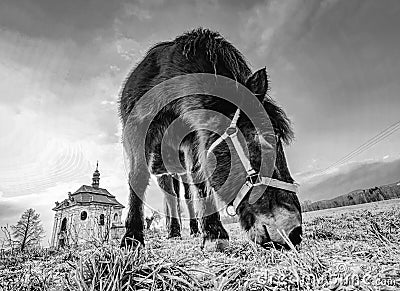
[{"left": 1, "top": 0, "right": 400, "bottom": 245}]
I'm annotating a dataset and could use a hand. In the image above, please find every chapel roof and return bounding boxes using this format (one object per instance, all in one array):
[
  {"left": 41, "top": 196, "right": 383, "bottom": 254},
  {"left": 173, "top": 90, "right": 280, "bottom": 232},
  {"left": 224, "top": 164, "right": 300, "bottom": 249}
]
[{"left": 52, "top": 164, "right": 125, "bottom": 211}]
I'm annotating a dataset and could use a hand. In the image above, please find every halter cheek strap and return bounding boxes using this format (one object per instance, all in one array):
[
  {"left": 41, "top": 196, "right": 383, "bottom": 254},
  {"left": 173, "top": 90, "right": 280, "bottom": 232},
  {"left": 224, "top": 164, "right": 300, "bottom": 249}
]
[
  {"left": 207, "top": 108, "right": 300, "bottom": 216},
  {"left": 226, "top": 176, "right": 300, "bottom": 216}
]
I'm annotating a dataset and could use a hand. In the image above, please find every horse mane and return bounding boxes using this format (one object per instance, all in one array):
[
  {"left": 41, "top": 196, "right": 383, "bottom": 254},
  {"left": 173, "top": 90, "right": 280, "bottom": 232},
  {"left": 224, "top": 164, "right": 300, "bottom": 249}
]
[
  {"left": 176, "top": 28, "right": 293, "bottom": 143},
  {"left": 174, "top": 28, "right": 251, "bottom": 83},
  {"left": 119, "top": 28, "right": 293, "bottom": 143},
  {"left": 263, "top": 97, "right": 294, "bottom": 144}
]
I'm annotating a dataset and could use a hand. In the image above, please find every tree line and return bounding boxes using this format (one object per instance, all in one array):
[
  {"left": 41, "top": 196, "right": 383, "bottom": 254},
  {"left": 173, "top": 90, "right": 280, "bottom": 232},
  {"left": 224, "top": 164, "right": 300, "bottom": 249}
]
[{"left": 301, "top": 181, "right": 400, "bottom": 212}]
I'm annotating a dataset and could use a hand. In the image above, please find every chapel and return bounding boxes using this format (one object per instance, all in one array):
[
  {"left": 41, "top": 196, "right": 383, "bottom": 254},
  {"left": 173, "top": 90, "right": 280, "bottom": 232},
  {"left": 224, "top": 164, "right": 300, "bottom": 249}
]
[{"left": 50, "top": 163, "right": 125, "bottom": 248}]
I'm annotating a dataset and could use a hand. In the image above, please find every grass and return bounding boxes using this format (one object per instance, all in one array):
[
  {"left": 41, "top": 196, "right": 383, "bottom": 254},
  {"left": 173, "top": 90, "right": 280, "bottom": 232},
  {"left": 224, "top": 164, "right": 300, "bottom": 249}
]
[{"left": 1, "top": 200, "right": 400, "bottom": 290}]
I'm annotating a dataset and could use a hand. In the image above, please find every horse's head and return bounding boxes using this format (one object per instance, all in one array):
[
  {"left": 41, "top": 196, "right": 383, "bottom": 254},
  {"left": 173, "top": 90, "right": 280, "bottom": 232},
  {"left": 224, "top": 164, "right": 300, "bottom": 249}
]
[{"left": 236, "top": 68, "right": 302, "bottom": 249}]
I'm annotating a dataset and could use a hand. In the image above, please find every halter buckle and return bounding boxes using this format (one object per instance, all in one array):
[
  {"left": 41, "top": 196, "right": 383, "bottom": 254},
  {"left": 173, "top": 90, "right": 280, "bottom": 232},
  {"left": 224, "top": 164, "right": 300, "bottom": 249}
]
[
  {"left": 226, "top": 205, "right": 236, "bottom": 217},
  {"left": 225, "top": 126, "right": 238, "bottom": 137},
  {"left": 246, "top": 173, "right": 261, "bottom": 186}
]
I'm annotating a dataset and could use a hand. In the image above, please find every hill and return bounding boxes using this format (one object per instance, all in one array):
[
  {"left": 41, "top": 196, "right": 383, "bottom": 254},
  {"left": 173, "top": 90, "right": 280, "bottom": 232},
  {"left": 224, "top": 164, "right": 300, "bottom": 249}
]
[
  {"left": 302, "top": 180, "right": 400, "bottom": 212},
  {"left": 297, "top": 158, "right": 400, "bottom": 202}
]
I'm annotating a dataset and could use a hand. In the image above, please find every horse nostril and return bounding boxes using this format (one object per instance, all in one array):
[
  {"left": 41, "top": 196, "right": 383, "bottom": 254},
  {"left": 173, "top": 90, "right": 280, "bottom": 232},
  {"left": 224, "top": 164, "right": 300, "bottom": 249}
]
[{"left": 288, "top": 226, "right": 302, "bottom": 246}]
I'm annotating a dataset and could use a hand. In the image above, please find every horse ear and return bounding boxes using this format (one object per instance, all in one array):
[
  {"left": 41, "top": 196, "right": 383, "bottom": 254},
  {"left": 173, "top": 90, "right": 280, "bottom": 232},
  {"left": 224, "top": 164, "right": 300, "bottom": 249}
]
[{"left": 245, "top": 68, "right": 268, "bottom": 100}]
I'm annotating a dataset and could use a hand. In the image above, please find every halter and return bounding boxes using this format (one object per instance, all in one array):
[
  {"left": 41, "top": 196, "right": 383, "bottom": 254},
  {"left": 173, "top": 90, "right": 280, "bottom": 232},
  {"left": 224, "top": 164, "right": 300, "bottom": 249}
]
[{"left": 207, "top": 108, "right": 299, "bottom": 216}]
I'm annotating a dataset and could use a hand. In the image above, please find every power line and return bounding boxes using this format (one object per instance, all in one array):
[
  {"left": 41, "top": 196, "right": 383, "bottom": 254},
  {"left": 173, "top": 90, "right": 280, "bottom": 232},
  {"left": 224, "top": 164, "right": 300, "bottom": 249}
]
[
  {"left": 326, "top": 122, "right": 400, "bottom": 169},
  {"left": 323, "top": 121, "right": 400, "bottom": 171},
  {"left": 321, "top": 120, "right": 400, "bottom": 174},
  {"left": 326, "top": 125, "right": 400, "bottom": 170}
]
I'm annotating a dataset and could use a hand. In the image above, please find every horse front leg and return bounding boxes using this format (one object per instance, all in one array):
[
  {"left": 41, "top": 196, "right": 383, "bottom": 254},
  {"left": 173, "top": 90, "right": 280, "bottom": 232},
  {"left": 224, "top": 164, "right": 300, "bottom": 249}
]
[
  {"left": 192, "top": 180, "right": 229, "bottom": 251},
  {"left": 121, "top": 167, "right": 150, "bottom": 249}
]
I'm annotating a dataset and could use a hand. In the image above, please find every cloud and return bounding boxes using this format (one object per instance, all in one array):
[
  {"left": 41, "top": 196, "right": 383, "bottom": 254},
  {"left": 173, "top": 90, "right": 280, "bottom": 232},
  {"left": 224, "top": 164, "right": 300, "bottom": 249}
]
[
  {"left": 0, "top": 140, "right": 92, "bottom": 197},
  {"left": 0, "top": 33, "right": 123, "bottom": 141},
  {"left": 0, "top": 0, "right": 122, "bottom": 42},
  {"left": 0, "top": 202, "right": 22, "bottom": 223},
  {"left": 0, "top": 21, "right": 125, "bottom": 198}
]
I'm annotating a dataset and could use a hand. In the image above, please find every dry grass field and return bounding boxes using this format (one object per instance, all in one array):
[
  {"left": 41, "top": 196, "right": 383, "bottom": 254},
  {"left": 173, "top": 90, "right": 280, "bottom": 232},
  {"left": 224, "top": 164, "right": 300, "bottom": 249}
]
[{"left": 1, "top": 199, "right": 400, "bottom": 291}]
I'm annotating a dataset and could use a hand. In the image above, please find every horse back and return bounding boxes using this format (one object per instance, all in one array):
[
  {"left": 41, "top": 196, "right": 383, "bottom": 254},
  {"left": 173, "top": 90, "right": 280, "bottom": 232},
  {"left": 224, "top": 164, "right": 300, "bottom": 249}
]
[{"left": 119, "top": 29, "right": 251, "bottom": 126}]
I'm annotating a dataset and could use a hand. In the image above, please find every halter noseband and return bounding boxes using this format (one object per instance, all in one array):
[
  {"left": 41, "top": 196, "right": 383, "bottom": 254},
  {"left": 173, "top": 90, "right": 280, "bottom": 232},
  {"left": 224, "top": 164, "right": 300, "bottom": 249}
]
[{"left": 207, "top": 108, "right": 299, "bottom": 216}]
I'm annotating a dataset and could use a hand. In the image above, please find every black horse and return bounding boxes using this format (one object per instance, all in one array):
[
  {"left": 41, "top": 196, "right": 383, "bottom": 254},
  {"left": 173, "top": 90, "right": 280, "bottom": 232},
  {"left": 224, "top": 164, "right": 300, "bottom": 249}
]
[{"left": 119, "top": 28, "right": 302, "bottom": 249}]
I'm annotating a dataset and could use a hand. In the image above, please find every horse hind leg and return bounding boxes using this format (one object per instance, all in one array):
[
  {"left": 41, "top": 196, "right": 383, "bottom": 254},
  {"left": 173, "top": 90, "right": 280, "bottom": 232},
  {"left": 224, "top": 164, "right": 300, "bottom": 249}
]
[
  {"left": 172, "top": 174, "right": 183, "bottom": 228},
  {"left": 164, "top": 196, "right": 171, "bottom": 233},
  {"left": 157, "top": 174, "right": 181, "bottom": 238},
  {"left": 182, "top": 178, "right": 200, "bottom": 236}
]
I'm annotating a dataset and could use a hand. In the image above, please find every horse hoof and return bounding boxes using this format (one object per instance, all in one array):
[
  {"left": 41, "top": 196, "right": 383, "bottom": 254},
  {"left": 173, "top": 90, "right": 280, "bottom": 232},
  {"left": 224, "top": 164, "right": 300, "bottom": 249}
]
[
  {"left": 215, "top": 239, "right": 229, "bottom": 252},
  {"left": 201, "top": 238, "right": 229, "bottom": 252},
  {"left": 120, "top": 236, "right": 143, "bottom": 250},
  {"left": 167, "top": 233, "right": 182, "bottom": 239}
]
